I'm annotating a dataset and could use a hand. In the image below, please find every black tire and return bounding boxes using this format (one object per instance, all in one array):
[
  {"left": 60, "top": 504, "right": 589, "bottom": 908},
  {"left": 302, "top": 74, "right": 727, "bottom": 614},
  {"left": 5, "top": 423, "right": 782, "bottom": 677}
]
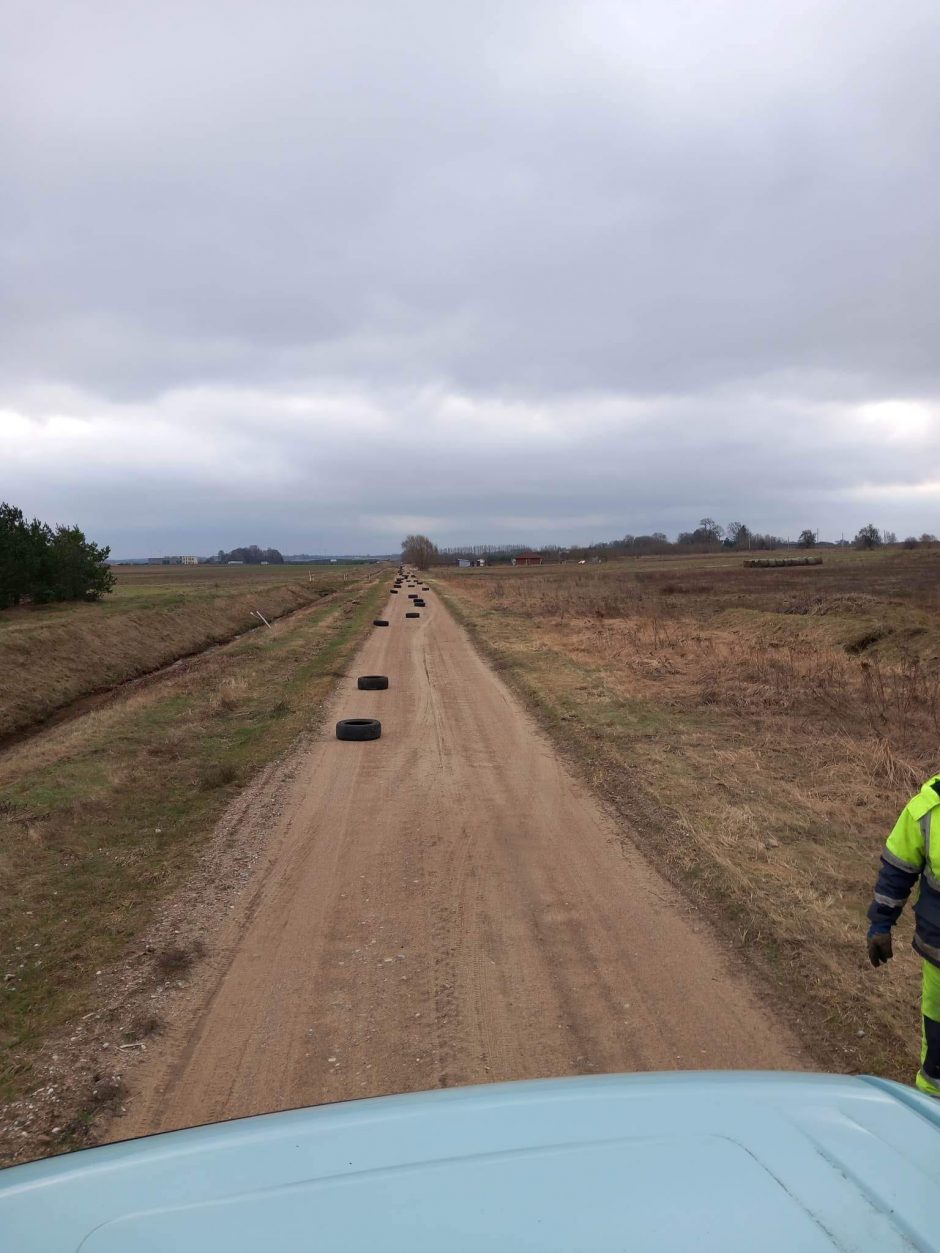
[
  {"left": 357, "top": 675, "right": 389, "bottom": 690},
  {"left": 336, "top": 718, "right": 382, "bottom": 741},
  {"left": 414, "top": 599, "right": 425, "bottom": 606},
  {"left": 406, "top": 611, "right": 420, "bottom": 618},
  {"left": 373, "top": 619, "right": 389, "bottom": 627},
  {"left": 390, "top": 590, "right": 399, "bottom": 594}
]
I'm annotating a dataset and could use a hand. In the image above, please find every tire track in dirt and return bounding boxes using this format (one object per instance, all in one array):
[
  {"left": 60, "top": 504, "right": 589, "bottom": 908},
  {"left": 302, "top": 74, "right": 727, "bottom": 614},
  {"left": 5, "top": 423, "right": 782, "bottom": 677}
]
[{"left": 108, "top": 582, "right": 804, "bottom": 1141}]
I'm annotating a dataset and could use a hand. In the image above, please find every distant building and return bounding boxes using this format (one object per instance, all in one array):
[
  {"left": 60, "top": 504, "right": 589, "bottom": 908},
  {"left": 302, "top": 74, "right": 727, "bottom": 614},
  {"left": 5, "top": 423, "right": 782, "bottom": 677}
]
[
  {"left": 456, "top": 558, "right": 472, "bottom": 568},
  {"left": 181, "top": 555, "right": 199, "bottom": 565},
  {"left": 513, "top": 552, "right": 543, "bottom": 567}
]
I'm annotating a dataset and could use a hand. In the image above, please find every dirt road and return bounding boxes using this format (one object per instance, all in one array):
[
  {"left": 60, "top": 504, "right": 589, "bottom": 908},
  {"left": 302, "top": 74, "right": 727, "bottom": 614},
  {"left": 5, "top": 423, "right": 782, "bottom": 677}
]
[{"left": 114, "top": 581, "right": 801, "bottom": 1139}]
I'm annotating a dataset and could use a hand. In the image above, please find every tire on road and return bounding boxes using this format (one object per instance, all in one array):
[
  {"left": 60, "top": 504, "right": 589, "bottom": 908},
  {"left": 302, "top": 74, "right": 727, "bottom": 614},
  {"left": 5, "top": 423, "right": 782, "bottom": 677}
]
[
  {"left": 405, "top": 611, "right": 420, "bottom": 618},
  {"left": 336, "top": 718, "right": 382, "bottom": 741},
  {"left": 373, "top": 619, "right": 389, "bottom": 627},
  {"left": 357, "top": 675, "right": 389, "bottom": 690}
]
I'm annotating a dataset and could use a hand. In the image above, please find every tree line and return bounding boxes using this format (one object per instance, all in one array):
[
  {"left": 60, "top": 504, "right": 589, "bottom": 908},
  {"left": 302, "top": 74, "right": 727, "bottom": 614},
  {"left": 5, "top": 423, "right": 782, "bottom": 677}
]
[
  {"left": 210, "top": 546, "right": 284, "bottom": 565},
  {"left": 0, "top": 502, "right": 114, "bottom": 609},
  {"left": 672, "top": 519, "right": 936, "bottom": 552},
  {"left": 406, "top": 520, "right": 939, "bottom": 567}
]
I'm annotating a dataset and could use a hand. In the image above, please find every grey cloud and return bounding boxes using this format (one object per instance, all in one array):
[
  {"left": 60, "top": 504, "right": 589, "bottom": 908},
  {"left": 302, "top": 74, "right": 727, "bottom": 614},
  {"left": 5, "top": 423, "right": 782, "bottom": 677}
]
[{"left": 2, "top": 0, "right": 940, "bottom": 550}]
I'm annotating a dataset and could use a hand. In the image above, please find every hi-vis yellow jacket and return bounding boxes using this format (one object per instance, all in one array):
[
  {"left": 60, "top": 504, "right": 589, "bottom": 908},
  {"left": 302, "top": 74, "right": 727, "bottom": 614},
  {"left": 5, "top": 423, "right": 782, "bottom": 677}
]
[{"left": 869, "top": 775, "right": 940, "bottom": 966}]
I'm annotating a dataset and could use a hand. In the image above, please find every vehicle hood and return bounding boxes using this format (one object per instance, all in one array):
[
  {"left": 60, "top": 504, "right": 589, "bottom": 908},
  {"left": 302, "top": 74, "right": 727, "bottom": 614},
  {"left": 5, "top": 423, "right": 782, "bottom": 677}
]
[{"left": 2, "top": 1072, "right": 939, "bottom": 1252}]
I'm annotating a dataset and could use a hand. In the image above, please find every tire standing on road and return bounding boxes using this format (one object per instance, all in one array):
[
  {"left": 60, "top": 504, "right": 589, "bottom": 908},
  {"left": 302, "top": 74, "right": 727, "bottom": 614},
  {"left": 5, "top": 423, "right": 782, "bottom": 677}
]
[
  {"left": 335, "top": 718, "right": 382, "bottom": 741},
  {"left": 357, "top": 675, "right": 389, "bottom": 690}
]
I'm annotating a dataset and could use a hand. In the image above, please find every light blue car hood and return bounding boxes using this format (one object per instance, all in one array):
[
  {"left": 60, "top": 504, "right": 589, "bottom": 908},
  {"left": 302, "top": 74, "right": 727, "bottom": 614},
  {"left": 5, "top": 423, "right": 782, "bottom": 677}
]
[{"left": 2, "top": 1072, "right": 939, "bottom": 1252}]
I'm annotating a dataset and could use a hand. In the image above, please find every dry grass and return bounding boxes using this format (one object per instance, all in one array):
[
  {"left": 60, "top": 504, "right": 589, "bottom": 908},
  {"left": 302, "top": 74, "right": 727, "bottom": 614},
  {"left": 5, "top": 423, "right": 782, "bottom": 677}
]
[
  {"left": 0, "top": 563, "right": 373, "bottom": 739},
  {"left": 438, "top": 550, "right": 940, "bottom": 1084}
]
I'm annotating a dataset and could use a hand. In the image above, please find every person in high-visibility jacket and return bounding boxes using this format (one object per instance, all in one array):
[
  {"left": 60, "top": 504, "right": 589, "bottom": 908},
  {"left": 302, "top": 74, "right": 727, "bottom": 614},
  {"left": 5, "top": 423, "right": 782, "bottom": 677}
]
[{"left": 868, "top": 774, "right": 940, "bottom": 1097}]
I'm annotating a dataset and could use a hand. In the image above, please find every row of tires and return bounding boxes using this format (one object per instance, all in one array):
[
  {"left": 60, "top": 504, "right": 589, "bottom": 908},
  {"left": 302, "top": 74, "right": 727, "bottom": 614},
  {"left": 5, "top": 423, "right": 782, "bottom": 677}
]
[{"left": 335, "top": 566, "right": 430, "bottom": 742}]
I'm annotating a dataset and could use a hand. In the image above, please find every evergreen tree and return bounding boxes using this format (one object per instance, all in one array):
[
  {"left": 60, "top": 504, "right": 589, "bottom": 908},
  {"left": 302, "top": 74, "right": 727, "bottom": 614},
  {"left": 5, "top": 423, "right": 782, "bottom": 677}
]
[{"left": 0, "top": 503, "right": 114, "bottom": 607}]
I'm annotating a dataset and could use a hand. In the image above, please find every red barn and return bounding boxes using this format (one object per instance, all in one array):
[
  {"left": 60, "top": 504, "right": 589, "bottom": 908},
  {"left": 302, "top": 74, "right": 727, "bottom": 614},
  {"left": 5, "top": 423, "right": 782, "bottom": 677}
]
[{"left": 514, "top": 552, "right": 543, "bottom": 567}]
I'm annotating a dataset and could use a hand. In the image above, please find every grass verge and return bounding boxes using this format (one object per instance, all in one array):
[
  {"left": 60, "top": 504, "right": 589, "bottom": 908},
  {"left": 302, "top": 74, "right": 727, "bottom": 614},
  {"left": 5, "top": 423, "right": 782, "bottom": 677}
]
[{"left": 0, "top": 563, "right": 372, "bottom": 738}]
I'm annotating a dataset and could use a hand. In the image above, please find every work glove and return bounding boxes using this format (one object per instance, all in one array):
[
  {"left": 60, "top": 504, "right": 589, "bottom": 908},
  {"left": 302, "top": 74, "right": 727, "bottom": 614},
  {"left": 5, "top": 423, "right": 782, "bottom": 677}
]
[{"left": 867, "top": 931, "right": 893, "bottom": 967}]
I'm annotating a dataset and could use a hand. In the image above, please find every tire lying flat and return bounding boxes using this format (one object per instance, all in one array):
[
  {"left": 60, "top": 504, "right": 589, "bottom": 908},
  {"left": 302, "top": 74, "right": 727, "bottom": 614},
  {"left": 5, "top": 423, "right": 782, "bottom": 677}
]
[
  {"left": 336, "top": 718, "right": 382, "bottom": 741},
  {"left": 405, "top": 611, "right": 420, "bottom": 618},
  {"left": 357, "top": 675, "right": 389, "bottom": 690},
  {"left": 373, "top": 619, "right": 389, "bottom": 627}
]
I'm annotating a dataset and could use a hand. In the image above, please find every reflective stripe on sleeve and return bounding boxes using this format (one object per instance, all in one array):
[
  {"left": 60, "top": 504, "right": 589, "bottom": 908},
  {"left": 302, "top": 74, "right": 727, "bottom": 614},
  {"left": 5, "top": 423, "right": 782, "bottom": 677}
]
[
  {"left": 873, "top": 891, "right": 908, "bottom": 908},
  {"left": 882, "top": 847, "right": 922, "bottom": 874}
]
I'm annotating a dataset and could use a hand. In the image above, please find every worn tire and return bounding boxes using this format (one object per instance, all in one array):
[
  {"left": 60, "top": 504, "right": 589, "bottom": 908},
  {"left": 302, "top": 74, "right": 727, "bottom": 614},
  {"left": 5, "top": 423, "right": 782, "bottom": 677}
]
[
  {"left": 336, "top": 718, "right": 382, "bottom": 741},
  {"left": 414, "top": 599, "right": 425, "bottom": 606},
  {"left": 373, "top": 619, "right": 389, "bottom": 627},
  {"left": 357, "top": 675, "right": 389, "bottom": 690},
  {"left": 406, "top": 611, "right": 420, "bottom": 618}
]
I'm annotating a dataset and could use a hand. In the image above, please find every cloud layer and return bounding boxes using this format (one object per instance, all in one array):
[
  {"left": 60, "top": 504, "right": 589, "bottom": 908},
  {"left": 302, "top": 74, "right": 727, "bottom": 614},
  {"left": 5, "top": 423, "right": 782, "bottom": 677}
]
[{"left": 3, "top": 1, "right": 939, "bottom": 552}]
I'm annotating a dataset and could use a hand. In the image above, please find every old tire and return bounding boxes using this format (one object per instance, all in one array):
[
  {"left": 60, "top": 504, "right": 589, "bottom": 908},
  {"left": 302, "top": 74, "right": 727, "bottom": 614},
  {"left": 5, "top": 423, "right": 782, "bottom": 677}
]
[
  {"left": 336, "top": 718, "right": 382, "bottom": 741},
  {"left": 406, "top": 611, "right": 420, "bottom": 618},
  {"left": 414, "top": 599, "right": 425, "bottom": 606},
  {"left": 357, "top": 675, "right": 389, "bottom": 690},
  {"left": 373, "top": 619, "right": 389, "bottom": 627}
]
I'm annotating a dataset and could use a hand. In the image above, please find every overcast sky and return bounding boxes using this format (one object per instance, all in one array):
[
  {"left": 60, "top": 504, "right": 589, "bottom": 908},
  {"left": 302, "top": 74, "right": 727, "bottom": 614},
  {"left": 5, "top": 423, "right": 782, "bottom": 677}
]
[{"left": 3, "top": 1, "right": 939, "bottom": 555}]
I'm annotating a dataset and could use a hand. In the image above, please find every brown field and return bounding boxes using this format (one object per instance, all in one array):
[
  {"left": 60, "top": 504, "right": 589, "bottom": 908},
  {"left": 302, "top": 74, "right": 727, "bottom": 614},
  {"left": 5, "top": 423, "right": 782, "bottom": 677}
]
[
  {"left": 435, "top": 547, "right": 940, "bottom": 1084},
  {"left": 0, "top": 562, "right": 373, "bottom": 741}
]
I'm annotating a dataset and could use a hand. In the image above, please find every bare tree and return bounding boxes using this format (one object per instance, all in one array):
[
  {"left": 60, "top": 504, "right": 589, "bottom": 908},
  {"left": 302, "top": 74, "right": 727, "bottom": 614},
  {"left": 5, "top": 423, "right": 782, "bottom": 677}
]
[
  {"left": 854, "top": 523, "right": 882, "bottom": 550},
  {"left": 401, "top": 534, "right": 439, "bottom": 569},
  {"left": 699, "top": 517, "right": 724, "bottom": 542}
]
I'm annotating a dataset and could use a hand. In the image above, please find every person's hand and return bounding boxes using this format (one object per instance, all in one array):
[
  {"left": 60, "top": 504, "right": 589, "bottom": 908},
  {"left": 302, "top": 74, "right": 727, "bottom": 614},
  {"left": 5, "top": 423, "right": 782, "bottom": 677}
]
[{"left": 868, "top": 931, "right": 893, "bottom": 967}]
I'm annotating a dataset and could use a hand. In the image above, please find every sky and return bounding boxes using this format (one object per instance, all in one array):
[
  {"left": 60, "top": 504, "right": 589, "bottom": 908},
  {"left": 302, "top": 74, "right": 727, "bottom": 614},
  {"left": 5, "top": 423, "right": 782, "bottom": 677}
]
[{"left": 2, "top": 0, "right": 939, "bottom": 556}]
